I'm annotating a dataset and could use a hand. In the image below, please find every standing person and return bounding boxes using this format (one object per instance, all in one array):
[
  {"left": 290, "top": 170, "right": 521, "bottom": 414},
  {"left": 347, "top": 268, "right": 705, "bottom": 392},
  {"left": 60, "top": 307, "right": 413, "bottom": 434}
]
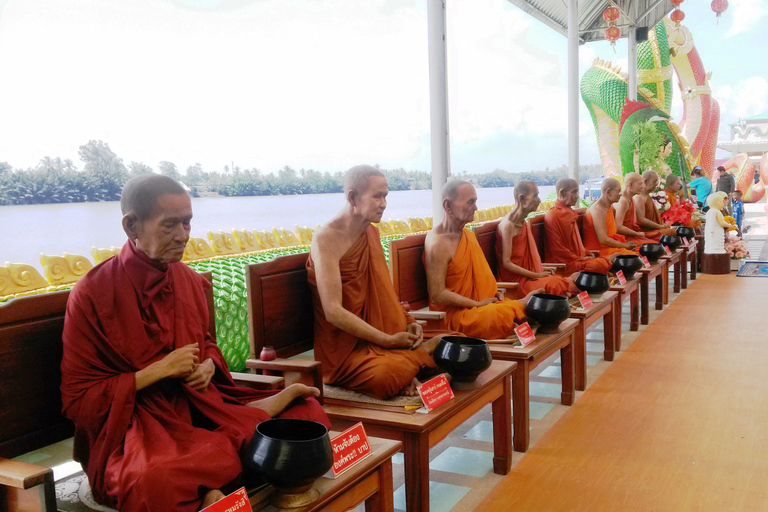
[
  {"left": 716, "top": 166, "right": 736, "bottom": 215},
  {"left": 733, "top": 190, "right": 745, "bottom": 236},
  {"left": 689, "top": 166, "right": 713, "bottom": 210},
  {"left": 61, "top": 174, "right": 329, "bottom": 512}
]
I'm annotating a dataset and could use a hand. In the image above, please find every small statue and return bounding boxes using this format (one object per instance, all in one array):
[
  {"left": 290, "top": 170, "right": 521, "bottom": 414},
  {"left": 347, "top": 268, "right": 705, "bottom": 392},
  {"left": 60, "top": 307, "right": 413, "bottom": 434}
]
[{"left": 704, "top": 192, "right": 735, "bottom": 254}]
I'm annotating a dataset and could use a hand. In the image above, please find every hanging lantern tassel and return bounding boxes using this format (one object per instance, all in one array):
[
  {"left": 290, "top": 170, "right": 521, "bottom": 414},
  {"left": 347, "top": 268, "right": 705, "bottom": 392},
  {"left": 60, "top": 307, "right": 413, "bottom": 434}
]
[
  {"left": 711, "top": 0, "right": 729, "bottom": 24},
  {"left": 671, "top": 8, "right": 685, "bottom": 26}
]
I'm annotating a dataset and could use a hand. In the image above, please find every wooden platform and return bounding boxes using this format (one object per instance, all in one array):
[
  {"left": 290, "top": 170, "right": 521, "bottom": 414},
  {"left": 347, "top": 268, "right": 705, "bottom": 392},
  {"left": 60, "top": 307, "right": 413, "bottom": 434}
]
[{"left": 478, "top": 274, "right": 768, "bottom": 511}]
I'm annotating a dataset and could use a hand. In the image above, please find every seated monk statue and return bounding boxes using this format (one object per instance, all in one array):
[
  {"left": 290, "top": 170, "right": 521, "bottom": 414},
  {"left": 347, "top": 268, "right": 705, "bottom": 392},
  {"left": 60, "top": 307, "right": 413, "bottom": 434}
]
[
  {"left": 61, "top": 174, "right": 329, "bottom": 512},
  {"left": 544, "top": 177, "right": 616, "bottom": 274},
  {"left": 614, "top": 172, "right": 659, "bottom": 245},
  {"left": 495, "top": 179, "right": 579, "bottom": 297},
  {"left": 424, "top": 180, "right": 538, "bottom": 339},
  {"left": 306, "top": 165, "right": 451, "bottom": 400},
  {"left": 583, "top": 177, "right": 639, "bottom": 256},
  {"left": 633, "top": 170, "right": 677, "bottom": 237},
  {"left": 664, "top": 173, "right": 683, "bottom": 209}
]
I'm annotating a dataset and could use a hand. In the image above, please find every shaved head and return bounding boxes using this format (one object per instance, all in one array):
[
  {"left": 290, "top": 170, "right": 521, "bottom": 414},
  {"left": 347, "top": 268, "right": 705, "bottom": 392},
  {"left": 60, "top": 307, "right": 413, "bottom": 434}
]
[
  {"left": 665, "top": 173, "right": 681, "bottom": 188},
  {"left": 624, "top": 172, "right": 641, "bottom": 185},
  {"left": 121, "top": 174, "right": 188, "bottom": 221},
  {"left": 555, "top": 177, "right": 578, "bottom": 194},
  {"left": 343, "top": 165, "right": 385, "bottom": 197},
  {"left": 642, "top": 170, "right": 658, "bottom": 183},
  {"left": 442, "top": 179, "right": 473, "bottom": 203},
  {"left": 602, "top": 177, "right": 621, "bottom": 193},
  {"left": 514, "top": 180, "right": 536, "bottom": 202}
]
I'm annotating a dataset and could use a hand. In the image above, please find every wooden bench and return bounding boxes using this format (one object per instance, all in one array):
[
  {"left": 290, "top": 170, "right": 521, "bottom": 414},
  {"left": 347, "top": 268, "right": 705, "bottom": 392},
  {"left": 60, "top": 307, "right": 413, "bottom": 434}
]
[
  {"left": 244, "top": 254, "right": 516, "bottom": 512},
  {"left": 0, "top": 272, "right": 396, "bottom": 512},
  {"left": 470, "top": 219, "right": 620, "bottom": 391}
]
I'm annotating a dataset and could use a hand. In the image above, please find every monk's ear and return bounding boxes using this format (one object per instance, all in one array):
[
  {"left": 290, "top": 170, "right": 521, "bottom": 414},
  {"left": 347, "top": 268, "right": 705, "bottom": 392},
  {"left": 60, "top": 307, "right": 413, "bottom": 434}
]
[
  {"left": 122, "top": 213, "right": 140, "bottom": 240},
  {"left": 442, "top": 197, "right": 452, "bottom": 213},
  {"left": 346, "top": 189, "right": 358, "bottom": 207}
]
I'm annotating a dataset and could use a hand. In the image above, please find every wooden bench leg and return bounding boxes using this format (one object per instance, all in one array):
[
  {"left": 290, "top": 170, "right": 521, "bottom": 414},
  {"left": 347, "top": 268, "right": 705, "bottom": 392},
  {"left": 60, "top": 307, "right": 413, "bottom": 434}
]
[
  {"left": 403, "top": 432, "right": 430, "bottom": 512},
  {"left": 690, "top": 248, "right": 697, "bottom": 281},
  {"left": 365, "top": 458, "right": 394, "bottom": 512},
  {"left": 613, "top": 295, "right": 623, "bottom": 353},
  {"left": 640, "top": 274, "right": 650, "bottom": 324},
  {"left": 560, "top": 340, "right": 575, "bottom": 406},
  {"left": 630, "top": 286, "right": 639, "bottom": 331},
  {"left": 511, "top": 362, "right": 530, "bottom": 452},
  {"left": 681, "top": 252, "right": 689, "bottom": 289},
  {"left": 492, "top": 375, "right": 513, "bottom": 471},
  {"left": 673, "top": 259, "right": 682, "bottom": 294},
  {"left": 573, "top": 320, "right": 587, "bottom": 392},
  {"left": 603, "top": 305, "right": 616, "bottom": 361},
  {"left": 657, "top": 272, "right": 666, "bottom": 310}
]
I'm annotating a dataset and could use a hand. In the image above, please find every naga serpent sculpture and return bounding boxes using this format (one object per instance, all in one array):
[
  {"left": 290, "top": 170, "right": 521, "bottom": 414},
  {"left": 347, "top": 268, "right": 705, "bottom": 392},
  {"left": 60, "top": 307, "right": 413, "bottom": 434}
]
[{"left": 581, "top": 18, "right": 768, "bottom": 202}]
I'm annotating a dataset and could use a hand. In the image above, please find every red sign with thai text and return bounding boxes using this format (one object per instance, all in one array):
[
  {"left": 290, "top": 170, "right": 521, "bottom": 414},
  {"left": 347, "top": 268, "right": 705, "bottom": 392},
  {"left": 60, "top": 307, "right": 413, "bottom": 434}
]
[
  {"left": 663, "top": 245, "right": 672, "bottom": 256},
  {"left": 201, "top": 487, "right": 249, "bottom": 512},
  {"left": 641, "top": 256, "right": 651, "bottom": 268},
  {"left": 331, "top": 422, "right": 372, "bottom": 477},
  {"left": 417, "top": 374, "right": 455, "bottom": 412},
  {"left": 616, "top": 270, "right": 626, "bottom": 285},
  {"left": 577, "top": 291, "right": 592, "bottom": 309},
  {"left": 682, "top": 237, "right": 689, "bottom": 246},
  {"left": 514, "top": 321, "right": 536, "bottom": 346}
]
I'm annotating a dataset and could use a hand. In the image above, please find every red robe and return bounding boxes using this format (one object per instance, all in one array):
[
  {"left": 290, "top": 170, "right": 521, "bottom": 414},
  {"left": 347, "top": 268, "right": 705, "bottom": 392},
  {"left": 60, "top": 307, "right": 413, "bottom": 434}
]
[
  {"left": 495, "top": 220, "right": 576, "bottom": 296},
  {"left": 583, "top": 209, "right": 638, "bottom": 256},
  {"left": 543, "top": 200, "right": 613, "bottom": 275},
  {"left": 306, "top": 225, "right": 439, "bottom": 400},
  {"left": 61, "top": 241, "right": 329, "bottom": 512},
  {"left": 638, "top": 195, "right": 677, "bottom": 237},
  {"left": 616, "top": 199, "right": 659, "bottom": 245}
]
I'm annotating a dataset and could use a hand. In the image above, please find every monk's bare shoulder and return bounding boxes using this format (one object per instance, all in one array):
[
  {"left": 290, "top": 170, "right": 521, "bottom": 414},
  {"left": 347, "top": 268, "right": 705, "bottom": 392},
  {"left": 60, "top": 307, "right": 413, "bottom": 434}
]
[
  {"left": 425, "top": 229, "right": 460, "bottom": 265},
  {"left": 311, "top": 222, "right": 351, "bottom": 263}
]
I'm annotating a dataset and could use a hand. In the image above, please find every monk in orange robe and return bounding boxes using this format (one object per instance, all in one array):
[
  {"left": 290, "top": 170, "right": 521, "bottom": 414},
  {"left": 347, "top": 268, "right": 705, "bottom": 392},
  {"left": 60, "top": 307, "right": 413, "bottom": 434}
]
[
  {"left": 583, "top": 177, "right": 639, "bottom": 256},
  {"left": 424, "top": 180, "right": 533, "bottom": 339},
  {"left": 61, "top": 175, "right": 329, "bottom": 512},
  {"left": 544, "top": 177, "right": 615, "bottom": 274},
  {"left": 495, "top": 179, "right": 579, "bottom": 297},
  {"left": 307, "top": 165, "right": 449, "bottom": 400},
  {"left": 633, "top": 170, "right": 677, "bottom": 237},
  {"left": 614, "top": 172, "right": 660, "bottom": 245},
  {"left": 664, "top": 173, "right": 683, "bottom": 209}
]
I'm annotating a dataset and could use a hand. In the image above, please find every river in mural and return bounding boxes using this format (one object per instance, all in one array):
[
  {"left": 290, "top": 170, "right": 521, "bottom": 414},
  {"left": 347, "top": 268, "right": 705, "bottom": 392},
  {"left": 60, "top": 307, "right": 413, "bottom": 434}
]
[{"left": 0, "top": 185, "right": 556, "bottom": 270}]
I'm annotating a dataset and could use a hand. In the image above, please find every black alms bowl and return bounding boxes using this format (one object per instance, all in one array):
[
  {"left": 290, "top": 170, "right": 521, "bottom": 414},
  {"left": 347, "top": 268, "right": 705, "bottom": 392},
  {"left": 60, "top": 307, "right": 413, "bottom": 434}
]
[
  {"left": 675, "top": 226, "right": 696, "bottom": 239},
  {"left": 433, "top": 336, "right": 492, "bottom": 383},
  {"left": 611, "top": 255, "right": 643, "bottom": 280},
  {"left": 246, "top": 419, "right": 333, "bottom": 492},
  {"left": 574, "top": 271, "right": 610, "bottom": 295},
  {"left": 639, "top": 243, "right": 665, "bottom": 263},
  {"left": 525, "top": 293, "right": 570, "bottom": 328},
  {"left": 658, "top": 235, "right": 682, "bottom": 250}
]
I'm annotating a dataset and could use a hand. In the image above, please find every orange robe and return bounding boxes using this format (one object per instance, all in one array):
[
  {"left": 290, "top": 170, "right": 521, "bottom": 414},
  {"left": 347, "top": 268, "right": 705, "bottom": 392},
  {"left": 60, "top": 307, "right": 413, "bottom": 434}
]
[
  {"left": 495, "top": 220, "right": 577, "bottom": 296},
  {"left": 306, "top": 224, "right": 439, "bottom": 400},
  {"left": 639, "top": 195, "right": 677, "bottom": 237},
  {"left": 583, "top": 208, "right": 638, "bottom": 256},
  {"left": 544, "top": 200, "right": 613, "bottom": 275},
  {"left": 429, "top": 229, "right": 526, "bottom": 339},
  {"left": 617, "top": 199, "right": 659, "bottom": 245}
]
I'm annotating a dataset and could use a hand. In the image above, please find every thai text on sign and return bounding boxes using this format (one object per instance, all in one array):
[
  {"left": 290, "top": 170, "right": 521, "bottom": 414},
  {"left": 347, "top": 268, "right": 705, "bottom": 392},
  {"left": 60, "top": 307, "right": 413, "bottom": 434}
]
[
  {"left": 201, "top": 487, "right": 249, "bottom": 512},
  {"left": 514, "top": 321, "right": 536, "bottom": 346},
  {"left": 616, "top": 270, "right": 627, "bottom": 285},
  {"left": 417, "top": 374, "right": 454, "bottom": 412},
  {"left": 331, "top": 422, "right": 372, "bottom": 477},
  {"left": 577, "top": 291, "right": 593, "bottom": 309},
  {"left": 641, "top": 256, "right": 651, "bottom": 268}
]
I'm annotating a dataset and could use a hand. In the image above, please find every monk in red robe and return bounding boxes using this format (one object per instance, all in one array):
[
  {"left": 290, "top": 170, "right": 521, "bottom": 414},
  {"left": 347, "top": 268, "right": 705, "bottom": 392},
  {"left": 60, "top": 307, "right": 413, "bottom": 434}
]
[
  {"left": 633, "top": 170, "right": 677, "bottom": 237},
  {"left": 61, "top": 175, "right": 329, "bottom": 512},
  {"left": 583, "top": 178, "right": 639, "bottom": 256},
  {"left": 307, "top": 165, "right": 449, "bottom": 400},
  {"left": 424, "top": 180, "right": 534, "bottom": 339},
  {"left": 495, "top": 179, "right": 579, "bottom": 297},
  {"left": 614, "top": 172, "right": 659, "bottom": 245},
  {"left": 544, "top": 177, "right": 615, "bottom": 274},
  {"left": 664, "top": 173, "right": 683, "bottom": 209}
]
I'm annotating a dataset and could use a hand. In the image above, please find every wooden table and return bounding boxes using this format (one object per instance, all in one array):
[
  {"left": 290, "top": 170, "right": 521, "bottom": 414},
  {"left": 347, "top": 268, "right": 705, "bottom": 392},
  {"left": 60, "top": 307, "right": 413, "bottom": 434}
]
[
  {"left": 569, "top": 290, "right": 619, "bottom": 391},
  {"left": 660, "top": 249, "right": 684, "bottom": 297},
  {"left": 609, "top": 274, "right": 641, "bottom": 351},
  {"left": 257, "top": 436, "right": 401, "bottom": 512},
  {"left": 489, "top": 318, "right": 578, "bottom": 452},
  {"left": 322, "top": 360, "right": 516, "bottom": 512},
  {"left": 638, "top": 259, "right": 668, "bottom": 324}
]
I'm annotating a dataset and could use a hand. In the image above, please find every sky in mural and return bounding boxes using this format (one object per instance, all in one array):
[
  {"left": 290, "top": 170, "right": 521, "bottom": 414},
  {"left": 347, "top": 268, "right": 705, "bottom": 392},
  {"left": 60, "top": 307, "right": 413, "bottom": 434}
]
[{"left": 0, "top": 0, "right": 765, "bottom": 175}]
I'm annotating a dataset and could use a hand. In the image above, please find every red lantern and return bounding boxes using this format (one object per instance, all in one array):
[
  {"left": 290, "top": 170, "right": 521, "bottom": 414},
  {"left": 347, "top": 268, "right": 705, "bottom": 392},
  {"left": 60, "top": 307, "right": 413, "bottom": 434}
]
[
  {"left": 711, "top": 0, "right": 728, "bottom": 23},
  {"left": 605, "top": 25, "right": 621, "bottom": 45},
  {"left": 670, "top": 9, "right": 685, "bottom": 25},
  {"left": 670, "top": 0, "right": 684, "bottom": 6},
  {"left": 603, "top": 6, "right": 620, "bottom": 24}
]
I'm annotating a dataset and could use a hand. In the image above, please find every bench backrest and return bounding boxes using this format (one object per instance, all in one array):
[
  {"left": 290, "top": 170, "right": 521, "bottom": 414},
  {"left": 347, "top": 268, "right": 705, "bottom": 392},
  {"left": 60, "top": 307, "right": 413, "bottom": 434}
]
[
  {"left": 245, "top": 253, "right": 315, "bottom": 359},
  {"left": 0, "top": 271, "right": 216, "bottom": 460},
  {"left": 388, "top": 233, "right": 429, "bottom": 310},
  {"left": 528, "top": 215, "right": 547, "bottom": 262}
]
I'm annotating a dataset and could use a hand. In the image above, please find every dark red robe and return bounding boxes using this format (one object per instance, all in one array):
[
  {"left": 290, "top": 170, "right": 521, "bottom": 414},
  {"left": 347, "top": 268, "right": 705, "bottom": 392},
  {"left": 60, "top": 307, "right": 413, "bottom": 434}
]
[{"left": 61, "top": 241, "right": 329, "bottom": 512}]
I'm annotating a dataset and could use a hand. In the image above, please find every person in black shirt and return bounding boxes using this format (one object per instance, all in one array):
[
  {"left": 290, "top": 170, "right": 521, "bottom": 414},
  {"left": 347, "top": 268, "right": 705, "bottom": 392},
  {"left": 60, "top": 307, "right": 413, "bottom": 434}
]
[{"left": 715, "top": 166, "right": 736, "bottom": 215}]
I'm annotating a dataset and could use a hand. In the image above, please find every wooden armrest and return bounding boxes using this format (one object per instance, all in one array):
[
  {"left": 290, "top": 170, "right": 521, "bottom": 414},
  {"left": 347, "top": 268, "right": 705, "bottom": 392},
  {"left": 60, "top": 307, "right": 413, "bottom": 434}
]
[
  {"left": 415, "top": 320, "right": 427, "bottom": 326},
  {"left": 0, "top": 458, "right": 51, "bottom": 489},
  {"left": 245, "top": 358, "right": 323, "bottom": 403},
  {"left": 495, "top": 281, "right": 519, "bottom": 289},
  {"left": 410, "top": 310, "right": 446, "bottom": 320},
  {"left": 232, "top": 372, "right": 285, "bottom": 390}
]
